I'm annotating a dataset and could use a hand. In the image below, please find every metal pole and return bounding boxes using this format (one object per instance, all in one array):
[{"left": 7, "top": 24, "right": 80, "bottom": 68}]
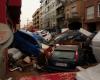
[
  {"left": 0, "top": 47, "right": 6, "bottom": 80},
  {"left": 0, "top": 23, "right": 13, "bottom": 80}
]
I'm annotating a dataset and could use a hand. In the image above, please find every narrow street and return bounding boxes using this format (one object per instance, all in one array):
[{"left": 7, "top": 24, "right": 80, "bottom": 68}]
[{"left": 0, "top": 0, "right": 100, "bottom": 80}]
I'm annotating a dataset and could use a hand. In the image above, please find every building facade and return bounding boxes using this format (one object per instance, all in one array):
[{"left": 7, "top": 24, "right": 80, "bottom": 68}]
[
  {"left": 64, "top": 0, "right": 84, "bottom": 27},
  {"left": 84, "top": 0, "right": 100, "bottom": 32},
  {"left": 39, "top": 6, "right": 43, "bottom": 29},
  {"left": 56, "top": 0, "right": 65, "bottom": 32},
  {"left": 32, "top": 8, "right": 40, "bottom": 29},
  {"left": 40, "top": 0, "right": 65, "bottom": 32},
  {"left": 40, "top": 0, "right": 57, "bottom": 31}
]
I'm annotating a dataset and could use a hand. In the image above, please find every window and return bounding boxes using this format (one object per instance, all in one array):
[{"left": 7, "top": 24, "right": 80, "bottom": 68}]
[
  {"left": 45, "top": 0, "right": 47, "bottom": 5},
  {"left": 53, "top": 50, "right": 75, "bottom": 59},
  {"left": 98, "top": 3, "right": 100, "bottom": 17},
  {"left": 71, "top": 6, "right": 78, "bottom": 17},
  {"left": 71, "top": 7, "right": 77, "bottom": 12},
  {"left": 86, "top": 6, "right": 94, "bottom": 20},
  {"left": 47, "top": 6, "right": 49, "bottom": 12}
]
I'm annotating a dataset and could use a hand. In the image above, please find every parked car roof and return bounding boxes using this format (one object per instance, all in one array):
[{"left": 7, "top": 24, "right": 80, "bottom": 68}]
[{"left": 51, "top": 30, "right": 88, "bottom": 45}]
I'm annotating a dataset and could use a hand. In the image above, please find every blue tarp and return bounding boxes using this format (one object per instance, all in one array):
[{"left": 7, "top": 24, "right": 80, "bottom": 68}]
[
  {"left": 13, "top": 31, "right": 41, "bottom": 57},
  {"left": 32, "top": 33, "right": 47, "bottom": 44}
]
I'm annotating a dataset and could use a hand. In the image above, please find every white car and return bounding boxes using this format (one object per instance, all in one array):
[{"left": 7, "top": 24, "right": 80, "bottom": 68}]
[{"left": 36, "top": 30, "right": 52, "bottom": 41}]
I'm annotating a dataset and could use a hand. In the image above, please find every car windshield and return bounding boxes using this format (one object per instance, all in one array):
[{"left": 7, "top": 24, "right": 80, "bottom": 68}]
[{"left": 52, "top": 50, "right": 75, "bottom": 59}]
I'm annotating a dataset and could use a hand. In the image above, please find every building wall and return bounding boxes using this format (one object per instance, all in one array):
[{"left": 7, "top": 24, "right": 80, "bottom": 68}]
[
  {"left": 32, "top": 8, "right": 40, "bottom": 29},
  {"left": 40, "top": 0, "right": 57, "bottom": 29},
  {"left": 56, "top": 5, "right": 65, "bottom": 29},
  {"left": 84, "top": 0, "right": 100, "bottom": 32},
  {"left": 40, "top": 0, "right": 63, "bottom": 31},
  {"left": 64, "top": 0, "right": 84, "bottom": 26},
  {"left": 39, "top": 6, "right": 43, "bottom": 29}
]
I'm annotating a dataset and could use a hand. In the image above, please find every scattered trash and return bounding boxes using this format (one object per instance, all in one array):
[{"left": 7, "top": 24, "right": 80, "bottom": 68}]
[
  {"left": 92, "top": 31, "right": 100, "bottom": 62},
  {"left": 6, "top": 77, "right": 13, "bottom": 80},
  {"left": 10, "top": 67, "right": 22, "bottom": 72},
  {"left": 6, "top": 28, "right": 98, "bottom": 79},
  {"left": 8, "top": 48, "right": 23, "bottom": 60},
  {"left": 13, "top": 30, "right": 42, "bottom": 57},
  {"left": 76, "top": 64, "right": 100, "bottom": 80},
  {"left": 23, "top": 56, "right": 31, "bottom": 64}
]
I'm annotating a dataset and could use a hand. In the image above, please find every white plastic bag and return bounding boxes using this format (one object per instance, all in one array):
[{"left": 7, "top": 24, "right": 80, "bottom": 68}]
[{"left": 76, "top": 64, "right": 100, "bottom": 80}]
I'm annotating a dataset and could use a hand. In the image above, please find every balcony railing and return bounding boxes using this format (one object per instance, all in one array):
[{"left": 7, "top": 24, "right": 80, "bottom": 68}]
[
  {"left": 56, "top": 14, "right": 65, "bottom": 19},
  {"left": 71, "top": 12, "right": 79, "bottom": 17}
]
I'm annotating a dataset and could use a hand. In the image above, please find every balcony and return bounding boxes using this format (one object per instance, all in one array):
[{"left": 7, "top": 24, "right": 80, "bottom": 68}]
[
  {"left": 71, "top": 12, "right": 79, "bottom": 17},
  {"left": 56, "top": 3, "right": 62, "bottom": 9},
  {"left": 56, "top": 14, "right": 65, "bottom": 19},
  {"left": 56, "top": 0, "right": 68, "bottom": 9}
]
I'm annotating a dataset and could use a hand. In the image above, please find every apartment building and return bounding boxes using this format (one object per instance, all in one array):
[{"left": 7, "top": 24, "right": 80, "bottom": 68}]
[
  {"left": 40, "top": 0, "right": 57, "bottom": 30},
  {"left": 84, "top": 0, "right": 100, "bottom": 32},
  {"left": 32, "top": 8, "right": 40, "bottom": 29},
  {"left": 64, "top": 0, "right": 84, "bottom": 27},
  {"left": 56, "top": 0, "right": 65, "bottom": 30},
  {"left": 40, "top": 0, "right": 65, "bottom": 32},
  {"left": 39, "top": 6, "right": 43, "bottom": 29}
]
